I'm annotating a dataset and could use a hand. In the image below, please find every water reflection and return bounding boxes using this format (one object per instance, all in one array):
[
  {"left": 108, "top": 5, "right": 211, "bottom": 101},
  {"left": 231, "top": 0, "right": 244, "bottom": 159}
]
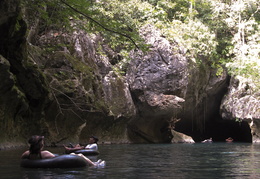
[
  {"left": 1, "top": 143, "right": 260, "bottom": 179},
  {"left": 22, "top": 169, "right": 77, "bottom": 179},
  {"left": 226, "top": 144, "right": 260, "bottom": 178}
]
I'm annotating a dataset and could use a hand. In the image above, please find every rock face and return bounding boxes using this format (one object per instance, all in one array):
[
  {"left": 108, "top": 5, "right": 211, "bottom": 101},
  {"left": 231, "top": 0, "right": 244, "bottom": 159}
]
[
  {"left": 126, "top": 25, "right": 229, "bottom": 143},
  {"left": 0, "top": 0, "right": 258, "bottom": 148},
  {"left": 171, "top": 130, "right": 195, "bottom": 143},
  {"left": 0, "top": 0, "right": 135, "bottom": 147},
  {"left": 0, "top": 0, "right": 50, "bottom": 148},
  {"left": 220, "top": 76, "right": 260, "bottom": 143}
]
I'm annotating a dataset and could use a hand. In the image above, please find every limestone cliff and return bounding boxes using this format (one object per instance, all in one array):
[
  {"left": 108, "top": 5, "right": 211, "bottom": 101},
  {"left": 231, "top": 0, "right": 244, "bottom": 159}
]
[
  {"left": 0, "top": 0, "right": 135, "bottom": 148},
  {"left": 0, "top": 0, "right": 50, "bottom": 148},
  {"left": 0, "top": 0, "right": 258, "bottom": 149},
  {"left": 127, "top": 25, "right": 229, "bottom": 143}
]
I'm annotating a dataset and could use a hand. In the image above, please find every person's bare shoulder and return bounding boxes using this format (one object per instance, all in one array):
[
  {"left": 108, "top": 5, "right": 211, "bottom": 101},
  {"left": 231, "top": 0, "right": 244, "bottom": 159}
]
[
  {"left": 21, "top": 150, "right": 29, "bottom": 159},
  {"left": 41, "top": 150, "right": 56, "bottom": 159}
]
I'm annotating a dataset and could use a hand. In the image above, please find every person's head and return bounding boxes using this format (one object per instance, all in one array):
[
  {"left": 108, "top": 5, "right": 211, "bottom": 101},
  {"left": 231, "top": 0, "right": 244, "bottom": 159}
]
[
  {"left": 28, "top": 135, "right": 44, "bottom": 154},
  {"left": 89, "top": 135, "right": 99, "bottom": 144}
]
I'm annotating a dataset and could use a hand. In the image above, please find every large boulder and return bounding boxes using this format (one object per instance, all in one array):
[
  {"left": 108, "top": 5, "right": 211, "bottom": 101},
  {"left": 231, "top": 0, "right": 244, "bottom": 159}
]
[{"left": 127, "top": 25, "right": 229, "bottom": 143}]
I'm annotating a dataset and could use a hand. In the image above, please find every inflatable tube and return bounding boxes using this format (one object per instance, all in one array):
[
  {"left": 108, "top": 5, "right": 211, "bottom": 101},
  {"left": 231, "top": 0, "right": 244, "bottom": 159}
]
[
  {"left": 20, "top": 155, "right": 88, "bottom": 168},
  {"left": 74, "top": 149, "right": 99, "bottom": 155}
]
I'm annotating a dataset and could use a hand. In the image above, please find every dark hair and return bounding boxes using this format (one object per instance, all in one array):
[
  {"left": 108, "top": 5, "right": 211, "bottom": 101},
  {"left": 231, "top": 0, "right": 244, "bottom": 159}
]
[
  {"left": 28, "top": 135, "right": 44, "bottom": 154},
  {"left": 91, "top": 135, "right": 99, "bottom": 143}
]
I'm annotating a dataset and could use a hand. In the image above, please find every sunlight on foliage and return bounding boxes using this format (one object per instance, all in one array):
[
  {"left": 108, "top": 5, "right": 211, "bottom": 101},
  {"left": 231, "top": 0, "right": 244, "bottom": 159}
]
[
  {"left": 159, "top": 19, "right": 217, "bottom": 63},
  {"left": 21, "top": 0, "right": 260, "bottom": 86},
  {"left": 210, "top": 0, "right": 260, "bottom": 87}
]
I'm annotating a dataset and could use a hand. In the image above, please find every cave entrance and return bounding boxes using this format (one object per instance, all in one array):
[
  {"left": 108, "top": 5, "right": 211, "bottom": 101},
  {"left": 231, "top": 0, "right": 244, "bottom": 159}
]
[{"left": 205, "top": 119, "right": 252, "bottom": 143}]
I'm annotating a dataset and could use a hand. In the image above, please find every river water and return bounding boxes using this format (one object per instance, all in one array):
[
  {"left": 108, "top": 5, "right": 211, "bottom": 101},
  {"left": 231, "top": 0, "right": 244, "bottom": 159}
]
[{"left": 0, "top": 143, "right": 260, "bottom": 179}]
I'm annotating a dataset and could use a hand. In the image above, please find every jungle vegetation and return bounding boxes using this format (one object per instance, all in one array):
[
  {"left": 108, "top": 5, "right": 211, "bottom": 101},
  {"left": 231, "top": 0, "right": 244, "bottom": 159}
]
[{"left": 22, "top": 0, "right": 260, "bottom": 87}]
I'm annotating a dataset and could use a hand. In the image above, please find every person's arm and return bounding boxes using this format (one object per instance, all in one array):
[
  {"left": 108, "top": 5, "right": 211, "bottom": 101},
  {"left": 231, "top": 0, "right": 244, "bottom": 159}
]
[
  {"left": 41, "top": 150, "right": 56, "bottom": 159},
  {"left": 63, "top": 144, "right": 84, "bottom": 153},
  {"left": 21, "top": 151, "right": 29, "bottom": 159}
]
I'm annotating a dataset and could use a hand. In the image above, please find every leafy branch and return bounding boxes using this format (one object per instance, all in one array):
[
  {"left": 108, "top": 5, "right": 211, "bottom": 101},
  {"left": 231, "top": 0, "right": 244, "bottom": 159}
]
[
  {"left": 60, "top": 0, "right": 140, "bottom": 49},
  {"left": 50, "top": 86, "right": 99, "bottom": 114}
]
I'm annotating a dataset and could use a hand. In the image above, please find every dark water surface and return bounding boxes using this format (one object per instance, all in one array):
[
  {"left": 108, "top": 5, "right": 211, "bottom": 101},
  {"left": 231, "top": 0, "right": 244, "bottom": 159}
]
[{"left": 0, "top": 143, "right": 260, "bottom": 179}]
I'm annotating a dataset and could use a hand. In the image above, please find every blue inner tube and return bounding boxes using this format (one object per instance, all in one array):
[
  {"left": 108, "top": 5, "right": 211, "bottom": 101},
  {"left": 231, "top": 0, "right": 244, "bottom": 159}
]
[
  {"left": 74, "top": 149, "right": 99, "bottom": 155},
  {"left": 20, "top": 155, "right": 88, "bottom": 168}
]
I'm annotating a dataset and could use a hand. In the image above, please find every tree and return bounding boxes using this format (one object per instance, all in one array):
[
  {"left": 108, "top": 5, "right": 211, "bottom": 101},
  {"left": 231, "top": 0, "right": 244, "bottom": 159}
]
[
  {"left": 22, "top": 0, "right": 260, "bottom": 87},
  {"left": 210, "top": 0, "right": 260, "bottom": 87}
]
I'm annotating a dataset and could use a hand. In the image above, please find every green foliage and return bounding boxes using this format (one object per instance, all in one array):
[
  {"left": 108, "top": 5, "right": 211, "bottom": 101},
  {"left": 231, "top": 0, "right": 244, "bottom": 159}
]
[
  {"left": 158, "top": 0, "right": 190, "bottom": 21},
  {"left": 21, "top": 0, "right": 260, "bottom": 87},
  {"left": 209, "top": 0, "right": 260, "bottom": 87},
  {"left": 159, "top": 19, "right": 217, "bottom": 62}
]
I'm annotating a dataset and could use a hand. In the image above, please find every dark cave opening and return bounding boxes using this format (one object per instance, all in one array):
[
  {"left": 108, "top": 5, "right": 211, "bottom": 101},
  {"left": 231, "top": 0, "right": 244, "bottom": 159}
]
[
  {"left": 175, "top": 117, "right": 252, "bottom": 143},
  {"left": 204, "top": 119, "right": 252, "bottom": 143}
]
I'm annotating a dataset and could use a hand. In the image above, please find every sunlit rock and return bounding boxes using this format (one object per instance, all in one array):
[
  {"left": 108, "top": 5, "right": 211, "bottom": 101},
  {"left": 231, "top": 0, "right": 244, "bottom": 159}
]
[
  {"left": 171, "top": 130, "right": 195, "bottom": 143},
  {"left": 220, "top": 76, "right": 260, "bottom": 143},
  {"left": 127, "top": 25, "right": 229, "bottom": 143}
]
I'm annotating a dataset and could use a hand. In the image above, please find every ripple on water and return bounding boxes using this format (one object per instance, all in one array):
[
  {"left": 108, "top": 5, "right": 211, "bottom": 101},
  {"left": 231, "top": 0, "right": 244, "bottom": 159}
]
[{"left": 1, "top": 143, "right": 260, "bottom": 179}]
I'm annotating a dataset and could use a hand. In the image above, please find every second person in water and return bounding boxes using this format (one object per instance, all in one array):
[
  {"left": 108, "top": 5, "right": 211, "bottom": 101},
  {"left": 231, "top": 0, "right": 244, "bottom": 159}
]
[{"left": 64, "top": 135, "right": 99, "bottom": 153}]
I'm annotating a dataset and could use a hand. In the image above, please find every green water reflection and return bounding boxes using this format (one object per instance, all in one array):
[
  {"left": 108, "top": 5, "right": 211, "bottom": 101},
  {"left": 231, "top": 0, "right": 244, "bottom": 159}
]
[{"left": 0, "top": 143, "right": 260, "bottom": 179}]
